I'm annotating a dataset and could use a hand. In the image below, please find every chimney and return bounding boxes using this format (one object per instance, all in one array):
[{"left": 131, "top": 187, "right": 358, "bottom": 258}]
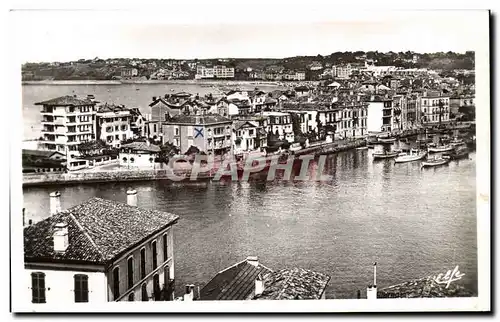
[
  {"left": 152, "top": 96, "right": 157, "bottom": 102},
  {"left": 53, "top": 222, "right": 69, "bottom": 253},
  {"left": 255, "top": 273, "right": 264, "bottom": 296},
  {"left": 247, "top": 256, "right": 259, "bottom": 267},
  {"left": 126, "top": 188, "right": 138, "bottom": 207},
  {"left": 183, "top": 284, "right": 195, "bottom": 301},
  {"left": 49, "top": 191, "right": 61, "bottom": 215}
]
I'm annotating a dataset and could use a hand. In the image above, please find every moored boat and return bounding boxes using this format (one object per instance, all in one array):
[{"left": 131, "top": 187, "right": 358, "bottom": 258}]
[
  {"left": 422, "top": 157, "right": 451, "bottom": 168},
  {"left": 356, "top": 146, "right": 369, "bottom": 150},
  {"left": 394, "top": 149, "right": 427, "bottom": 163},
  {"left": 373, "top": 150, "right": 400, "bottom": 159},
  {"left": 443, "top": 146, "right": 470, "bottom": 160},
  {"left": 428, "top": 145, "right": 454, "bottom": 153},
  {"left": 378, "top": 137, "right": 397, "bottom": 144}
]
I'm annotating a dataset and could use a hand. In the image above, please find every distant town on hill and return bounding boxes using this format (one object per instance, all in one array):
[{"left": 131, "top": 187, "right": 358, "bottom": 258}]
[{"left": 22, "top": 51, "right": 475, "bottom": 82}]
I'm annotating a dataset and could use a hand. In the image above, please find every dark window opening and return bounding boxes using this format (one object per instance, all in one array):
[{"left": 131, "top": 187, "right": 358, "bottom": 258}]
[{"left": 74, "top": 274, "right": 89, "bottom": 303}]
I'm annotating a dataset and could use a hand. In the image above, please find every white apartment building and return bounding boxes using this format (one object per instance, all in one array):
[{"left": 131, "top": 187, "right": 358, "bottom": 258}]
[
  {"left": 21, "top": 191, "right": 179, "bottom": 309},
  {"left": 195, "top": 65, "right": 235, "bottom": 79},
  {"left": 36, "top": 95, "right": 97, "bottom": 157},
  {"left": 420, "top": 95, "right": 450, "bottom": 125},
  {"left": 96, "top": 104, "right": 134, "bottom": 148}
]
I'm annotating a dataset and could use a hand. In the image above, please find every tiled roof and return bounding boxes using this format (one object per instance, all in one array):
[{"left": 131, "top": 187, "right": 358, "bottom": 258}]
[
  {"left": 294, "top": 86, "right": 310, "bottom": 91},
  {"left": 97, "top": 104, "right": 129, "bottom": 113},
  {"left": 200, "top": 258, "right": 273, "bottom": 300},
  {"left": 24, "top": 198, "right": 179, "bottom": 265},
  {"left": 234, "top": 121, "right": 257, "bottom": 130},
  {"left": 378, "top": 276, "right": 475, "bottom": 298},
  {"left": 121, "top": 142, "right": 161, "bottom": 153},
  {"left": 35, "top": 95, "right": 95, "bottom": 106},
  {"left": 253, "top": 268, "right": 330, "bottom": 300},
  {"left": 167, "top": 114, "right": 232, "bottom": 125},
  {"left": 22, "top": 149, "right": 64, "bottom": 158}
]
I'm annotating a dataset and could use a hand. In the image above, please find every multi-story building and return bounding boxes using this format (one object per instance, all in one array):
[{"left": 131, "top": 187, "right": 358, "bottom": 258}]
[
  {"left": 195, "top": 65, "right": 235, "bottom": 79},
  {"left": 162, "top": 114, "right": 233, "bottom": 156},
  {"left": 333, "top": 98, "right": 369, "bottom": 139},
  {"left": 23, "top": 191, "right": 179, "bottom": 305},
  {"left": 332, "top": 64, "right": 352, "bottom": 79},
  {"left": 392, "top": 95, "right": 405, "bottom": 131},
  {"left": 406, "top": 94, "right": 421, "bottom": 129},
  {"left": 36, "top": 95, "right": 97, "bottom": 157},
  {"left": 262, "top": 112, "right": 295, "bottom": 143},
  {"left": 233, "top": 120, "right": 267, "bottom": 155},
  {"left": 96, "top": 104, "right": 134, "bottom": 148},
  {"left": 450, "top": 95, "right": 475, "bottom": 115},
  {"left": 365, "top": 95, "right": 393, "bottom": 133},
  {"left": 420, "top": 94, "right": 450, "bottom": 125},
  {"left": 121, "top": 68, "right": 138, "bottom": 78}
]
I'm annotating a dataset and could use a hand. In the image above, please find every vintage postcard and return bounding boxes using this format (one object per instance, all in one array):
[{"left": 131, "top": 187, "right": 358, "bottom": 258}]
[{"left": 8, "top": 6, "right": 490, "bottom": 313}]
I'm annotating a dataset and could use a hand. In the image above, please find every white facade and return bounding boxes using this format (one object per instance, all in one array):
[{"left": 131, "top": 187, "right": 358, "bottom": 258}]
[
  {"left": 366, "top": 102, "right": 385, "bottom": 133},
  {"left": 262, "top": 112, "right": 295, "bottom": 143},
  {"left": 97, "top": 110, "right": 134, "bottom": 148},
  {"left": 420, "top": 96, "right": 450, "bottom": 124},
  {"left": 23, "top": 266, "right": 107, "bottom": 304},
  {"left": 40, "top": 104, "right": 97, "bottom": 155},
  {"left": 233, "top": 122, "right": 259, "bottom": 154},
  {"left": 119, "top": 151, "right": 158, "bottom": 168},
  {"left": 196, "top": 65, "right": 235, "bottom": 79}
]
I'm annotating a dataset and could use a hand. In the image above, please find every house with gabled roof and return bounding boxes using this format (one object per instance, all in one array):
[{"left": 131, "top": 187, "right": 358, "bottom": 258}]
[{"left": 23, "top": 191, "right": 179, "bottom": 305}]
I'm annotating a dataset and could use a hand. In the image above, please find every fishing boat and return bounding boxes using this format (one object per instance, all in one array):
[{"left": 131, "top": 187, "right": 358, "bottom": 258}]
[
  {"left": 428, "top": 144, "right": 454, "bottom": 153},
  {"left": 443, "top": 146, "right": 470, "bottom": 160},
  {"left": 378, "top": 137, "right": 397, "bottom": 144},
  {"left": 372, "top": 150, "right": 400, "bottom": 159},
  {"left": 394, "top": 149, "right": 427, "bottom": 163},
  {"left": 449, "top": 137, "right": 466, "bottom": 148},
  {"left": 356, "top": 146, "right": 369, "bottom": 150},
  {"left": 422, "top": 156, "right": 451, "bottom": 168}
]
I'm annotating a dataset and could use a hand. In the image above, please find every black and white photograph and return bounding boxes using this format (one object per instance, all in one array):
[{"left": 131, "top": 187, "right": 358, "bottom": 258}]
[{"left": 7, "top": 4, "right": 491, "bottom": 313}]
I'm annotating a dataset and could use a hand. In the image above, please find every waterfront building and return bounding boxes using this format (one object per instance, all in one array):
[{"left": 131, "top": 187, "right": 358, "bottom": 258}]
[
  {"left": 248, "top": 90, "right": 266, "bottom": 113},
  {"left": 262, "top": 112, "right": 295, "bottom": 143},
  {"left": 392, "top": 95, "right": 405, "bottom": 131},
  {"left": 406, "top": 94, "right": 421, "bottom": 129},
  {"left": 36, "top": 95, "right": 97, "bottom": 163},
  {"left": 233, "top": 121, "right": 264, "bottom": 155},
  {"left": 146, "top": 93, "right": 193, "bottom": 141},
  {"left": 121, "top": 68, "right": 138, "bottom": 78},
  {"left": 227, "top": 99, "right": 252, "bottom": 116},
  {"left": 365, "top": 95, "right": 393, "bottom": 133},
  {"left": 23, "top": 191, "right": 179, "bottom": 304},
  {"left": 119, "top": 141, "right": 160, "bottom": 169},
  {"left": 333, "top": 97, "right": 369, "bottom": 139},
  {"left": 162, "top": 114, "right": 233, "bottom": 156},
  {"left": 420, "top": 94, "right": 450, "bottom": 125},
  {"left": 195, "top": 65, "right": 235, "bottom": 79},
  {"left": 96, "top": 104, "right": 134, "bottom": 148}
]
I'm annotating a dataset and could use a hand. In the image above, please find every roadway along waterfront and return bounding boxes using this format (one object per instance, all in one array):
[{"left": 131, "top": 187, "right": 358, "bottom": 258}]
[{"left": 23, "top": 148, "right": 477, "bottom": 299}]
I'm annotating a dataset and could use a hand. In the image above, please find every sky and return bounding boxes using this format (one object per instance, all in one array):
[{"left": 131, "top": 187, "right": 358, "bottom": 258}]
[{"left": 10, "top": 9, "right": 488, "bottom": 63}]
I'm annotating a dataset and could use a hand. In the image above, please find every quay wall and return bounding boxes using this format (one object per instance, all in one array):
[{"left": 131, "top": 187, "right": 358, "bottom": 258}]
[{"left": 22, "top": 169, "right": 213, "bottom": 187}]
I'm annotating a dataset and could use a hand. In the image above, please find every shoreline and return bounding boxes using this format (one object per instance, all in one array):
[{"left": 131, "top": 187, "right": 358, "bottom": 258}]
[{"left": 21, "top": 79, "right": 313, "bottom": 86}]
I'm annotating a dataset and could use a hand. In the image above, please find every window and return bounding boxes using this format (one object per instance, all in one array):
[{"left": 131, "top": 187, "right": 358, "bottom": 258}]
[
  {"left": 130, "top": 157, "right": 135, "bottom": 163},
  {"left": 128, "top": 293, "right": 135, "bottom": 301},
  {"left": 140, "top": 248, "right": 146, "bottom": 279},
  {"left": 163, "top": 234, "right": 168, "bottom": 262},
  {"left": 113, "top": 267, "right": 120, "bottom": 300},
  {"left": 249, "top": 129, "right": 254, "bottom": 136},
  {"left": 128, "top": 257, "right": 134, "bottom": 289},
  {"left": 115, "top": 135, "right": 119, "bottom": 140},
  {"left": 141, "top": 284, "right": 148, "bottom": 301},
  {"left": 152, "top": 241, "right": 158, "bottom": 269},
  {"left": 115, "top": 126, "right": 119, "bottom": 131},
  {"left": 308, "top": 114, "right": 312, "bottom": 121},
  {"left": 74, "top": 274, "right": 89, "bottom": 303},
  {"left": 121, "top": 125, "right": 127, "bottom": 131},
  {"left": 174, "top": 127, "right": 179, "bottom": 136},
  {"left": 122, "top": 134, "right": 126, "bottom": 141},
  {"left": 31, "top": 272, "right": 46, "bottom": 303},
  {"left": 153, "top": 124, "right": 157, "bottom": 132}
]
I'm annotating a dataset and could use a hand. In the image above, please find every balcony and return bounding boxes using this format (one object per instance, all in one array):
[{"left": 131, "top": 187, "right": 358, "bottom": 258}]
[{"left": 41, "top": 127, "right": 55, "bottom": 133}]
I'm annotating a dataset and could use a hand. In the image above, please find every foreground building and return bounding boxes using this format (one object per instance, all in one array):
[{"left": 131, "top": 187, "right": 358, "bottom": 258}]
[
  {"left": 199, "top": 257, "right": 331, "bottom": 301},
  {"left": 23, "top": 191, "right": 179, "bottom": 304}
]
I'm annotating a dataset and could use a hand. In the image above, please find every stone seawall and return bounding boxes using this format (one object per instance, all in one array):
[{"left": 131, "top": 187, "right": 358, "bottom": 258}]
[{"left": 22, "top": 169, "right": 213, "bottom": 187}]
